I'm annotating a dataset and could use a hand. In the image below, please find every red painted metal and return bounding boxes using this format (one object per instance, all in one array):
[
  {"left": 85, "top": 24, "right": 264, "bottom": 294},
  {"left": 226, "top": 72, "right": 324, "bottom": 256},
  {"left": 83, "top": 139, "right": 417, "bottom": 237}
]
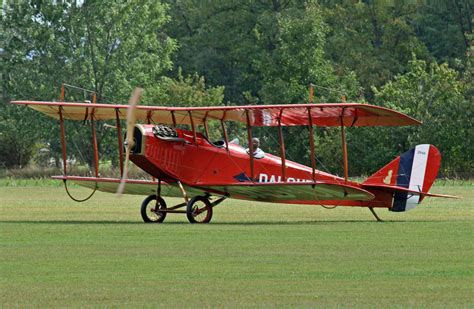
[
  {"left": 246, "top": 110, "right": 254, "bottom": 181},
  {"left": 221, "top": 111, "right": 229, "bottom": 152},
  {"left": 115, "top": 109, "right": 124, "bottom": 177},
  {"left": 307, "top": 107, "right": 316, "bottom": 182},
  {"left": 58, "top": 107, "right": 68, "bottom": 175},
  {"left": 220, "top": 120, "right": 229, "bottom": 152},
  {"left": 188, "top": 111, "right": 197, "bottom": 144},
  {"left": 171, "top": 111, "right": 176, "bottom": 127},
  {"left": 60, "top": 84, "right": 65, "bottom": 101},
  {"left": 90, "top": 110, "right": 100, "bottom": 177},
  {"left": 277, "top": 114, "right": 286, "bottom": 181},
  {"left": 203, "top": 111, "right": 210, "bottom": 138},
  {"left": 204, "top": 121, "right": 210, "bottom": 138},
  {"left": 146, "top": 111, "right": 152, "bottom": 124},
  {"left": 340, "top": 110, "right": 349, "bottom": 181},
  {"left": 124, "top": 124, "right": 393, "bottom": 207}
]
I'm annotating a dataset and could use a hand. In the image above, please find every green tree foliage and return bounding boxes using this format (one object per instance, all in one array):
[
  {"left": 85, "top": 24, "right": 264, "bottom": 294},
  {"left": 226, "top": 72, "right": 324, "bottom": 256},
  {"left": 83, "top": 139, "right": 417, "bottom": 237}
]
[
  {"left": 1, "top": 1, "right": 176, "bottom": 168},
  {"left": 2, "top": 1, "right": 176, "bottom": 102},
  {"left": 256, "top": 4, "right": 334, "bottom": 103},
  {"left": 165, "top": 0, "right": 359, "bottom": 104},
  {"left": 414, "top": 1, "right": 472, "bottom": 63},
  {"left": 165, "top": 1, "right": 363, "bottom": 167},
  {"left": 369, "top": 57, "right": 472, "bottom": 177},
  {"left": 143, "top": 70, "right": 224, "bottom": 107},
  {"left": 144, "top": 71, "right": 226, "bottom": 141},
  {"left": 323, "top": 2, "right": 431, "bottom": 98},
  {"left": 164, "top": 0, "right": 261, "bottom": 103},
  {"left": 1, "top": 0, "right": 472, "bottom": 177},
  {"left": 0, "top": 112, "right": 36, "bottom": 168}
]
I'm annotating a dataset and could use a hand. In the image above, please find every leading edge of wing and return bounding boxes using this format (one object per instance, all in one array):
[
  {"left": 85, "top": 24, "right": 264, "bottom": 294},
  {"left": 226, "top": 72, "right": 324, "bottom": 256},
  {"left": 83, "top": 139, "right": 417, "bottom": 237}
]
[
  {"left": 11, "top": 100, "right": 421, "bottom": 127},
  {"left": 50, "top": 175, "right": 206, "bottom": 197},
  {"left": 195, "top": 181, "right": 375, "bottom": 203}
]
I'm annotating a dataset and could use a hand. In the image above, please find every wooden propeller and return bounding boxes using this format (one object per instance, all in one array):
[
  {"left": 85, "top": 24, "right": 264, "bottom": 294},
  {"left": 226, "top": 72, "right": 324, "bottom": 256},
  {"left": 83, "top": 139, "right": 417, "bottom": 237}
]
[{"left": 116, "top": 88, "right": 142, "bottom": 196}]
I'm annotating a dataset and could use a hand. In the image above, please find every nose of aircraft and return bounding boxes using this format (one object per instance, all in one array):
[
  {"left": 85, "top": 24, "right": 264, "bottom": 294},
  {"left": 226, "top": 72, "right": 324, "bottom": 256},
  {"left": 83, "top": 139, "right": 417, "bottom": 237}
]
[{"left": 124, "top": 125, "right": 144, "bottom": 154}]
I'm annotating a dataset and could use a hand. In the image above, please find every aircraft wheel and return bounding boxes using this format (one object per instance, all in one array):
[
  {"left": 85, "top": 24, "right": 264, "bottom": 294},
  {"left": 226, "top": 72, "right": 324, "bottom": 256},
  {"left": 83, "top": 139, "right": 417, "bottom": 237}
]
[
  {"left": 186, "top": 196, "right": 213, "bottom": 224},
  {"left": 141, "top": 195, "right": 167, "bottom": 223}
]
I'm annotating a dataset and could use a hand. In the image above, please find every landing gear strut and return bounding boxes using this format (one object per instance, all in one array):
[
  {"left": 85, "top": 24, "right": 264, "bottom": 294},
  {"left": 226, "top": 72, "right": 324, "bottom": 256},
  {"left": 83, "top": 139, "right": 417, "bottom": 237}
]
[{"left": 139, "top": 181, "right": 226, "bottom": 223}]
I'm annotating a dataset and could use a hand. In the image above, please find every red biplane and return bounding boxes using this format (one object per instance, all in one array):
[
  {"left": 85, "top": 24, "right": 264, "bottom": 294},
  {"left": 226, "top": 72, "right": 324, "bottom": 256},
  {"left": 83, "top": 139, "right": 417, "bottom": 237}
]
[{"left": 11, "top": 88, "right": 454, "bottom": 223}]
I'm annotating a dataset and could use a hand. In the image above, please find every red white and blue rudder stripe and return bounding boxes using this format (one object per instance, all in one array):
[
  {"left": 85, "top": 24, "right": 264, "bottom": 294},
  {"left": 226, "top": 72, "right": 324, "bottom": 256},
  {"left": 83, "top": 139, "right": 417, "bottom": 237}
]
[{"left": 363, "top": 144, "right": 441, "bottom": 212}]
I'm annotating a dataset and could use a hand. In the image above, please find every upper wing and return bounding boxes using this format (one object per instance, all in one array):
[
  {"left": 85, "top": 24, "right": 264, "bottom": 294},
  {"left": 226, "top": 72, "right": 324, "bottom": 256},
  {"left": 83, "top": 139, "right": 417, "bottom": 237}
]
[
  {"left": 196, "top": 182, "right": 375, "bottom": 203},
  {"left": 11, "top": 100, "right": 421, "bottom": 127}
]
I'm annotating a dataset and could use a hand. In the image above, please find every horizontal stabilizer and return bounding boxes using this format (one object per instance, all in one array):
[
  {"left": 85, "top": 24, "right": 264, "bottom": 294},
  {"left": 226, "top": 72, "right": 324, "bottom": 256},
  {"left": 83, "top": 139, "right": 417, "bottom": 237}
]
[{"left": 364, "top": 184, "right": 459, "bottom": 199}]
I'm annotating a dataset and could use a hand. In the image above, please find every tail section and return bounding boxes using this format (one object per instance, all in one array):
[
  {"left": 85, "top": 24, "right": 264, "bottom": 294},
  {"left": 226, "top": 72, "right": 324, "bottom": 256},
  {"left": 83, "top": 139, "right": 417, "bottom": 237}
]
[{"left": 363, "top": 144, "right": 442, "bottom": 212}]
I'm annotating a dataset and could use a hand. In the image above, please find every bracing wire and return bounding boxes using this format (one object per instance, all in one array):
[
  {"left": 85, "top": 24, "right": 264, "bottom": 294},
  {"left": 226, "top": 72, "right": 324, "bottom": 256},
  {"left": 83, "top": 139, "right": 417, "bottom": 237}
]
[
  {"left": 264, "top": 126, "right": 342, "bottom": 181},
  {"left": 63, "top": 179, "right": 97, "bottom": 202},
  {"left": 58, "top": 84, "right": 103, "bottom": 201},
  {"left": 61, "top": 83, "right": 118, "bottom": 103}
]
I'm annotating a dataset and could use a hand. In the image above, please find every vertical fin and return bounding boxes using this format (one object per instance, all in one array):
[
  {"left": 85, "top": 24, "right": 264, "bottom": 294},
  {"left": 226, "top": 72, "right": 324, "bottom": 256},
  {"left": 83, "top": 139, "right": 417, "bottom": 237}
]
[{"left": 364, "top": 145, "right": 441, "bottom": 212}]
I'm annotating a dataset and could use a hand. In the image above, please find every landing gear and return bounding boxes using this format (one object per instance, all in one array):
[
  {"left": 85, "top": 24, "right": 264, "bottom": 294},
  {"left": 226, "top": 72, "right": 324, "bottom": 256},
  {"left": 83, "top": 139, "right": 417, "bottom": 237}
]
[
  {"left": 369, "top": 207, "right": 383, "bottom": 222},
  {"left": 140, "top": 180, "right": 225, "bottom": 223},
  {"left": 186, "top": 196, "right": 213, "bottom": 223},
  {"left": 141, "top": 195, "right": 167, "bottom": 223}
]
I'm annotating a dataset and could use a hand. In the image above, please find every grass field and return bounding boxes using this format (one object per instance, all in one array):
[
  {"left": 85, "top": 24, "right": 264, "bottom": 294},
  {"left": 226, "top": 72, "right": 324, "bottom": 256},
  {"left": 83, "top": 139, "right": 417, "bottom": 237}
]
[{"left": 1, "top": 180, "right": 473, "bottom": 307}]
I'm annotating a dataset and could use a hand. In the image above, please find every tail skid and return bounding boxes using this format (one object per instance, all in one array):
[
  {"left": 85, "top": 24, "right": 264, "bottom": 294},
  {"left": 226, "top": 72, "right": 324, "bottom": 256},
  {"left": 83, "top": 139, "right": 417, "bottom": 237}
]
[{"left": 363, "top": 144, "right": 447, "bottom": 212}]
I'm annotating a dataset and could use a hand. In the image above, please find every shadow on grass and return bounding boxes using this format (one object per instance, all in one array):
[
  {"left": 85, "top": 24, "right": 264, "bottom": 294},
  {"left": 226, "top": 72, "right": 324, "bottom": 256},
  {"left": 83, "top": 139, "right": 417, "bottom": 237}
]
[{"left": 0, "top": 219, "right": 447, "bottom": 225}]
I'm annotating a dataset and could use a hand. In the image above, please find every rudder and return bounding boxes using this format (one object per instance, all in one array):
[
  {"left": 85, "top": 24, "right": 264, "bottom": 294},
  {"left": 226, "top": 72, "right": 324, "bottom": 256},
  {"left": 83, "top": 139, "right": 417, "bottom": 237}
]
[{"left": 363, "top": 144, "right": 441, "bottom": 212}]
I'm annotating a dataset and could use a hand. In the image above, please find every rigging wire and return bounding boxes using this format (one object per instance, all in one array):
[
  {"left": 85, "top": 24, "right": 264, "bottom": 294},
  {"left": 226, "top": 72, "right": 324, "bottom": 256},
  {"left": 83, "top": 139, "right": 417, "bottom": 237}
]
[
  {"left": 60, "top": 83, "right": 118, "bottom": 104},
  {"left": 63, "top": 179, "right": 97, "bottom": 202},
  {"left": 310, "top": 84, "right": 348, "bottom": 97},
  {"left": 264, "top": 126, "right": 344, "bottom": 184},
  {"left": 62, "top": 83, "right": 96, "bottom": 95},
  {"left": 58, "top": 84, "right": 103, "bottom": 201}
]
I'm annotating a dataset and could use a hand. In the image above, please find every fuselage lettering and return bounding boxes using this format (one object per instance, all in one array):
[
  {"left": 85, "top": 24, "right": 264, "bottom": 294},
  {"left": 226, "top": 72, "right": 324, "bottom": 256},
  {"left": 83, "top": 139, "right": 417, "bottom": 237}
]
[{"left": 258, "top": 173, "right": 310, "bottom": 183}]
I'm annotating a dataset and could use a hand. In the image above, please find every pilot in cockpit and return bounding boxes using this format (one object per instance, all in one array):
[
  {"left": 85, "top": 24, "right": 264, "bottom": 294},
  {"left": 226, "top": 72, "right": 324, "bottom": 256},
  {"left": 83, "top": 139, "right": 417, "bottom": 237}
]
[{"left": 246, "top": 137, "right": 265, "bottom": 159}]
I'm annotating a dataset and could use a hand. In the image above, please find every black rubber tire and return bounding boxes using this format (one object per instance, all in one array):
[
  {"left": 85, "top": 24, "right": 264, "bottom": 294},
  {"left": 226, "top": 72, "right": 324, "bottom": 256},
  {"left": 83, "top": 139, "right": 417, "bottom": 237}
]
[
  {"left": 186, "top": 196, "right": 213, "bottom": 224},
  {"left": 141, "top": 195, "right": 167, "bottom": 223}
]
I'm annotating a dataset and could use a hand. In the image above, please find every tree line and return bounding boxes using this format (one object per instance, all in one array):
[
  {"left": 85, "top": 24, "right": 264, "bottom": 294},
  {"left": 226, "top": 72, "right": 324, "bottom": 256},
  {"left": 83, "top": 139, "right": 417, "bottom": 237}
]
[{"left": 1, "top": 1, "right": 472, "bottom": 178}]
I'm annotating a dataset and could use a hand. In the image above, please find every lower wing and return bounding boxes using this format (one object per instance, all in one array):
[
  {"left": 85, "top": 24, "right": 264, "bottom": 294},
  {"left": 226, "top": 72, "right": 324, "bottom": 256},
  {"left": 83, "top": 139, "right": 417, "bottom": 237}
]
[
  {"left": 51, "top": 175, "right": 206, "bottom": 198},
  {"left": 53, "top": 176, "right": 375, "bottom": 205},
  {"left": 195, "top": 182, "right": 374, "bottom": 204}
]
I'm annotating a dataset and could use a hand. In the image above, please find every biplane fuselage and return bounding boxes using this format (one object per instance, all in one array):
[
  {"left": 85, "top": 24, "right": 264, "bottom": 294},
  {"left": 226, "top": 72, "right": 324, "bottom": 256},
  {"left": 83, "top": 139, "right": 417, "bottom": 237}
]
[
  {"left": 130, "top": 124, "right": 392, "bottom": 207},
  {"left": 132, "top": 124, "right": 340, "bottom": 184}
]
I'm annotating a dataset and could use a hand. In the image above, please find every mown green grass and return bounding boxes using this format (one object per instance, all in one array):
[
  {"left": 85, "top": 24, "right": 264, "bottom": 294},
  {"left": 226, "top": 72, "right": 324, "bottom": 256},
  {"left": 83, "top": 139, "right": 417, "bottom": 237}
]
[{"left": 1, "top": 181, "right": 472, "bottom": 307}]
